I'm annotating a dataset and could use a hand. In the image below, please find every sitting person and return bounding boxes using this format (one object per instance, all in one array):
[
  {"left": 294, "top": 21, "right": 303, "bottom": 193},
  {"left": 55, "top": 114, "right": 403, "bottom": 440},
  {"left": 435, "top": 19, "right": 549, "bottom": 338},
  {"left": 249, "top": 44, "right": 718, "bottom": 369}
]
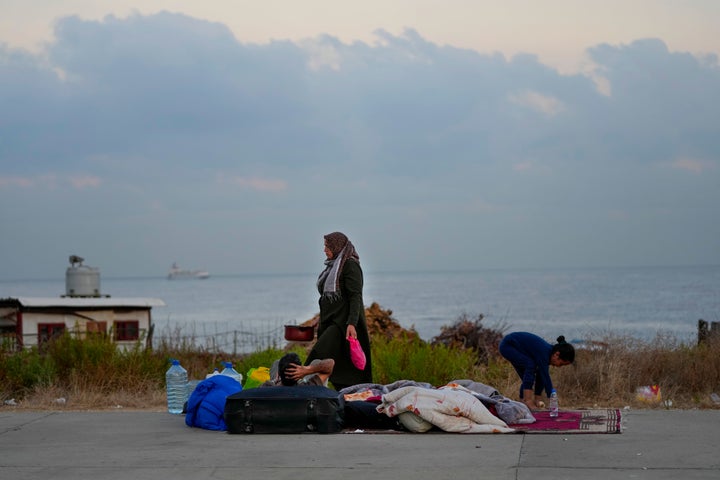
[{"left": 263, "top": 352, "right": 335, "bottom": 387}]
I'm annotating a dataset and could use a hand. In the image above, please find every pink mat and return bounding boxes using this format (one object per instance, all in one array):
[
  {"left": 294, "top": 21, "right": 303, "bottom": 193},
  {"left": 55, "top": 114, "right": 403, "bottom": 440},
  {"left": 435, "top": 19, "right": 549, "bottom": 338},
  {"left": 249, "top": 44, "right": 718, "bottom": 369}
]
[{"left": 509, "top": 409, "right": 622, "bottom": 434}]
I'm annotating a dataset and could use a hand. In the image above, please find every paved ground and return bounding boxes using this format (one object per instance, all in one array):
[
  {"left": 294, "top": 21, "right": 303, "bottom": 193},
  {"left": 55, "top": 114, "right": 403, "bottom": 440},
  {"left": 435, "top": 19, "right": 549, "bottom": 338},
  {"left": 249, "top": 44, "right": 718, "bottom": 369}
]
[{"left": 1, "top": 408, "right": 719, "bottom": 479}]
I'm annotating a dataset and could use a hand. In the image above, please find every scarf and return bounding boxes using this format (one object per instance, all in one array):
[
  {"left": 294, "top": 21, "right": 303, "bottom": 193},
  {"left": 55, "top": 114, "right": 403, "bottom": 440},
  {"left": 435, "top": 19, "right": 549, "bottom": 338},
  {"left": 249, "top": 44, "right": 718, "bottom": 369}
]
[{"left": 317, "top": 232, "right": 359, "bottom": 301}]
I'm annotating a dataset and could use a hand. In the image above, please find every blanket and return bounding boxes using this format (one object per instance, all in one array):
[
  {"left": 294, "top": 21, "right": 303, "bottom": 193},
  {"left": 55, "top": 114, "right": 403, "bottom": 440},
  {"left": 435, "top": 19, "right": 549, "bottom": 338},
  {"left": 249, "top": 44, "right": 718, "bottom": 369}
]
[
  {"left": 343, "top": 379, "right": 536, "bottom": 427},
  {"left": 376, "top": 385, "right": 515, "bottom": 433},
  {"left": 444, "top": 381, "right": 536, "bottom": 425}
]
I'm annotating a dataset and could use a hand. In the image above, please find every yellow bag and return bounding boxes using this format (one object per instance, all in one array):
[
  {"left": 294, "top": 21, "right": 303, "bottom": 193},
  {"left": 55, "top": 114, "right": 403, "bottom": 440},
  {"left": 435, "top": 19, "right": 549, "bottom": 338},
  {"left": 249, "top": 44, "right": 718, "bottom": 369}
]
[{"left": 244, "top": 366, "right": 270, "bottom": 389}]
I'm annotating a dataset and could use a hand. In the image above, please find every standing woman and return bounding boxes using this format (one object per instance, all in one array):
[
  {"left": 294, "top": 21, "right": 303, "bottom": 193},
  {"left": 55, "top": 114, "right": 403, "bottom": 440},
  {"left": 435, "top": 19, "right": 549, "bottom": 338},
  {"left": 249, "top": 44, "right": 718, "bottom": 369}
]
[
  {"left": 499, "top": 332, "right": 575, "bottom": 410},
  {"left": 306, "top": 232, "right": 372, "bottom": 391}
]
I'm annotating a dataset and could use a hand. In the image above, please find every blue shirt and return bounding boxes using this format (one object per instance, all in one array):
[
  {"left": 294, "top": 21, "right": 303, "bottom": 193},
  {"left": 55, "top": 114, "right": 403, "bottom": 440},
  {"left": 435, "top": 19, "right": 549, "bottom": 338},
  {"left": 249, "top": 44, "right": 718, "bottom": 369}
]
[{"left": 500, "top": 332, "right": 554, "bottom": 397}]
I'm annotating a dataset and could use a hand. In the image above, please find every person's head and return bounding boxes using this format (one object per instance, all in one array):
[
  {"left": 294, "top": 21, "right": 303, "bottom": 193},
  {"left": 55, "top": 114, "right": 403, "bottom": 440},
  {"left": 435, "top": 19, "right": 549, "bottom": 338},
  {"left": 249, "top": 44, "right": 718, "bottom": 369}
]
[
  {"left": 323, "top": 232, "right": 349, "bottom": 260},
  {"left": 550, "top": 335, "right": 575, "bottom": 367},
  {"left": 278, "top": 352, "right": 302, "bottom": 386}
]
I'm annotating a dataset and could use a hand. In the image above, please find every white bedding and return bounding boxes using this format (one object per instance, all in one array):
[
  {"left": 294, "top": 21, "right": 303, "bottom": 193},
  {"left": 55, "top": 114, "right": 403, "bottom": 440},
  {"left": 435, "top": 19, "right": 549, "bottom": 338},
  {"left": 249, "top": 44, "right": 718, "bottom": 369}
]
[{"left": 376, "top": 385, "right": 515, "bottom": 433}]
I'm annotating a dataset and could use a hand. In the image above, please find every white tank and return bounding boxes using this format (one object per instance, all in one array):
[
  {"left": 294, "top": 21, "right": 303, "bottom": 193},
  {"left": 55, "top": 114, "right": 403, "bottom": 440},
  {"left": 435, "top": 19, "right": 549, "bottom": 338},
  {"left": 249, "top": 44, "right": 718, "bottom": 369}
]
[{"left": 66, "top": 264, "right": 101, "bottom": 297}]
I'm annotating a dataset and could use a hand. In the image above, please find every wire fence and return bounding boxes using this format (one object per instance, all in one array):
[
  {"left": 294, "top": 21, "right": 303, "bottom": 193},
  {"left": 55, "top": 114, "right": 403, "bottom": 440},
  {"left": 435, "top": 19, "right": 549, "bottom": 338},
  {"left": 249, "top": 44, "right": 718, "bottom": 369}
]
[
  {"left": 1, "top": 320, "right": 292, "bottom": 355},
  {"left": 152, "top": 319, "right": 290, "bottom": 355}
]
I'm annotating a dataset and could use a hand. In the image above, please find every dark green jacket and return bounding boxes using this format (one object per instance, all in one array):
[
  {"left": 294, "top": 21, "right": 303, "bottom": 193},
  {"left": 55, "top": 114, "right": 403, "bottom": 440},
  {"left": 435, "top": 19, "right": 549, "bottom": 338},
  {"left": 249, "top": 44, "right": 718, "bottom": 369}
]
[{"left": 306, "top": 258, "right": 372, "bottom": 387}]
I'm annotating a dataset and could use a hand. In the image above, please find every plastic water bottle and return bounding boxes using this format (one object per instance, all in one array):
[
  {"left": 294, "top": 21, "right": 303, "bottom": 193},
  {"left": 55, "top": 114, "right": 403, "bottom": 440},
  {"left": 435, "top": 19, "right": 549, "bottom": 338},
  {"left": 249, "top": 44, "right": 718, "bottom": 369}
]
[
  {"left": 220, "top": 361, "right": 243, "bottom": 385},
  {"left": 549, "top": 389, "right": 559, "bottom": 417},
  {"left": 205, "top": 367, "right": 220, "bottom": 379},
  {"left": 165, "top": 359, "right": 188, "bottom": 414}
]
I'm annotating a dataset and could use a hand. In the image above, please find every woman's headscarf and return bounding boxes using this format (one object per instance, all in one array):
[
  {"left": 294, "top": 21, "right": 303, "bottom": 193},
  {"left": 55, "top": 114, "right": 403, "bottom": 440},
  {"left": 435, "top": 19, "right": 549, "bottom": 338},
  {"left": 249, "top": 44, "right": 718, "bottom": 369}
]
[{"left": 317, "top": 232, "right": 359, "bottom": 301}]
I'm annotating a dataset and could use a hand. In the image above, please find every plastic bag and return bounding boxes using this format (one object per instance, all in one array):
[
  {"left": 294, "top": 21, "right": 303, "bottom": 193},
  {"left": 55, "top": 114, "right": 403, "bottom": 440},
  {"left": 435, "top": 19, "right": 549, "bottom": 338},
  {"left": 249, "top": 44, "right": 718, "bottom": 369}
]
[
  {"left": 244, "top": 366, "right": 271, "bottom": 389},
  {"left": 635, "top": 385, "right": 662, "bottom": 403},
  {"left": 348, "top": 337, "right": 366, "bottom": 370}
]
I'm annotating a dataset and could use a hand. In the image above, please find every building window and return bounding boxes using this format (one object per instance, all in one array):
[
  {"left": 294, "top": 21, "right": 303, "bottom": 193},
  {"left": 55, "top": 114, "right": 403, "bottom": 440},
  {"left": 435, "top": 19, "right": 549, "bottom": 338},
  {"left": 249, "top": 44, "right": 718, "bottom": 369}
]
[
  {"left": 114, "top": 320, "right": 139, "bottom": 341},
  {"left": 86, "top": 321, "right": 107, "bottom": 337},
  {"left": 1, "top": 325, "right": 19, "bottom": 352},
  {"left": 38, "top": 323, "right": 66, "bottom": 345}
]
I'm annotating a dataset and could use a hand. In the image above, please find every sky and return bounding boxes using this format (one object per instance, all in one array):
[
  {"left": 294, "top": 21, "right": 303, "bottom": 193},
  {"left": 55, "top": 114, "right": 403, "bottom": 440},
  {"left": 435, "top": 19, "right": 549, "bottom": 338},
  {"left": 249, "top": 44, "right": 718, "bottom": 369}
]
[{"left": 1, "top": 1, "right": 719, "bottom": 280}]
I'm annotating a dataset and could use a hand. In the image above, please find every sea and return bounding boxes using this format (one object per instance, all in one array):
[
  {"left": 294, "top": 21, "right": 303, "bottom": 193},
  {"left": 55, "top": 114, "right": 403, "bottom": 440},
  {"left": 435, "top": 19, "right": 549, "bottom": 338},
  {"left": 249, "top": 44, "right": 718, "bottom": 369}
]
[{"left": 2, "top": 265, "right": 719, "bottom": 353}]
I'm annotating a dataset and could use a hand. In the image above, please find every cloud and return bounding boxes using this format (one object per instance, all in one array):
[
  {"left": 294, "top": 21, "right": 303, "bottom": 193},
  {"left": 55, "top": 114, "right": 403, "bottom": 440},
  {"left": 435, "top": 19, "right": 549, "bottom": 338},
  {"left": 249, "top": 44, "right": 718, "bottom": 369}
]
[
  {"left": 508, "top": 90, "right": 565, "bottom": 116},
  {"left": 0, "top": 176, "right": 35, "bottom": 188},
  {"left": 512, "top": 161, "right": 535, "bottom": 172},
  {"left": 510, "top": 157, "right": 552, "bottom": 177},
  {"left": 219, "top": 175, "right": 288, "bottom": 192},
  {"left": 0, "top": 174, "right": 57, "bottom": 189},
  {"left": 302, "top": 37, "right": 343, "bottom": 71},
  {"left": 69, "top": 175, "right": 102, "bottom": 189},
  {"left": 0, "top": 13, "right": 719, "bottom": 277},
  {"left": 669, "top": 158, "right": 716, "bottom": 174},
  {"left": 0, "top": 174, "right": 102, "bottom": 190}
]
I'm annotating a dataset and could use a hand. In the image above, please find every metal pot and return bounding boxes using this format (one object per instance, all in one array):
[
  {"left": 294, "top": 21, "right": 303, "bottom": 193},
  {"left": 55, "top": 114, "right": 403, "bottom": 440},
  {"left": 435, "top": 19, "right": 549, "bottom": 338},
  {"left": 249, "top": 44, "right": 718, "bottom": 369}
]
[{"left": 284, "top": 325, "right": 315, "bottom": 342}]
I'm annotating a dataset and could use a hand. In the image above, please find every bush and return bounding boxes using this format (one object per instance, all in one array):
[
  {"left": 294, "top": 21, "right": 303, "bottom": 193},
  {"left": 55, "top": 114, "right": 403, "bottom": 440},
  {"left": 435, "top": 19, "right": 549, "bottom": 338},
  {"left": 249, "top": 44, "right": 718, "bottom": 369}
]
[
  {"left": 430, "top": 313, "right": 507, "bottom": 364},
  {"left": 2, "top": 308, "right": 720, "bottom": 410},
  {"left": 371, "top": 333, "right": 478, "bottom": 386},
  {"left": 0, "top": 347, "right": 56, "bottom": 394}
]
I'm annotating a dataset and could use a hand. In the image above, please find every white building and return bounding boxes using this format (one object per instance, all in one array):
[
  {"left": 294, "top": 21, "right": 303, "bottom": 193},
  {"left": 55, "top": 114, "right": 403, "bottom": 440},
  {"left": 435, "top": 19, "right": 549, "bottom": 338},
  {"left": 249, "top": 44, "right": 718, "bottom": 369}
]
[
  {"left": 0, "top": 296, "right": 165, "bottom": 351},
  {"left": 0, "top": 256, "right": 165, "bottom": 351}
]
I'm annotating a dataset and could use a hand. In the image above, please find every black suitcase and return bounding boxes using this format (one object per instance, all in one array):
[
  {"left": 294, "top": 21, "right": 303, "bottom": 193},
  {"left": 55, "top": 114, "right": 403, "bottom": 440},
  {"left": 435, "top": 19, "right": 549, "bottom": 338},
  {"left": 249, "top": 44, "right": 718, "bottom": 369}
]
[{"left": 224, "top": 385, "right": 344, "bottom": 434}]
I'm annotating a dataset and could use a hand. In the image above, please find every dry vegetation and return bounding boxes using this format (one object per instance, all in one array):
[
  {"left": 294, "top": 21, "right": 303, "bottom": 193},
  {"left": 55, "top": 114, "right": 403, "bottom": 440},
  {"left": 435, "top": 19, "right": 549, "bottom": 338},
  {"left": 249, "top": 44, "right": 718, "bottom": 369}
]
[
  {"left": 2, "top": 303, "right": 719, "bottom": 411},
  {"left": 553, "top": 333, "right": 720, "bottom": 409}
]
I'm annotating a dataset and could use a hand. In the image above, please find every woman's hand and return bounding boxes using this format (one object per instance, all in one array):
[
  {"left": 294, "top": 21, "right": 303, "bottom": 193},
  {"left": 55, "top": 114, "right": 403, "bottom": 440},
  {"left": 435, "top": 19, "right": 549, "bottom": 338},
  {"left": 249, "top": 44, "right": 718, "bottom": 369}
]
[{"left": 346, "top": 324, "right": 357, "bottom": 339}]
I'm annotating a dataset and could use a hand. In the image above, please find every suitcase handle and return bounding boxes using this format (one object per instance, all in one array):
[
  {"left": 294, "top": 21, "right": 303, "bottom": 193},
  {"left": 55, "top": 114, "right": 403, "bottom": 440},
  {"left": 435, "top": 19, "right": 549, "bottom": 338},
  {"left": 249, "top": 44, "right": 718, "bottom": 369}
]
[
  {"left": 242, "top": 400, "right": 254, "bottom": 433},
  {"left": 306, "top": 399, "right": 317, "bottom": 432}
]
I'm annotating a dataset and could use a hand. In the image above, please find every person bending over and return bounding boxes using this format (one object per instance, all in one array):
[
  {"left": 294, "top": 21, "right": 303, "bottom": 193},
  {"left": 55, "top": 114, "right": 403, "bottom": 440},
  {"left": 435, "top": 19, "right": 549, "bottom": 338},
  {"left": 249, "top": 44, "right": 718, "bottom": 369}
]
[{"left": 499, "top": 332, "right": 575, "bottom": 410}]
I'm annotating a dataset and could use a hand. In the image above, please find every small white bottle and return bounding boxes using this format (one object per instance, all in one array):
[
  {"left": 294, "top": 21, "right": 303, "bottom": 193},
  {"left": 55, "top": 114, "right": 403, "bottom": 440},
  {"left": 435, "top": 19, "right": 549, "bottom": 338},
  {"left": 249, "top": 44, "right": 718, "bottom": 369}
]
[
  {"left": 549, "top": 389, "right": 559, "bottom": 417},
  {"left": 205, "top": 367, "right": 220, "bottom": 379}
]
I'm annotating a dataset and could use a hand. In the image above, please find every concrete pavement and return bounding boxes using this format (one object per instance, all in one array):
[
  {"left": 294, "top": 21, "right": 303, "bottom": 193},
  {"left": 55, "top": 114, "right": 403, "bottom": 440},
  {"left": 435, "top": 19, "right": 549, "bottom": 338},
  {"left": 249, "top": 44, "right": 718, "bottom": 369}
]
[{"left": 1, "top": 408, "right": 719, "bottom": 479}]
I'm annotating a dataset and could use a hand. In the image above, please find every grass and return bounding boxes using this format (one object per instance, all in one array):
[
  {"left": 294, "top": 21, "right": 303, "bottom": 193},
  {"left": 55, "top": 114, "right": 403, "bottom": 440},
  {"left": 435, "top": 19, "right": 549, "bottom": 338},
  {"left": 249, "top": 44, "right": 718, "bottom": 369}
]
[
  {"left": 1, "top": 326, "right": 720, "bottom": 411},
  {"left": 553, "top": 332, "right": 720, "bottom": 408}
]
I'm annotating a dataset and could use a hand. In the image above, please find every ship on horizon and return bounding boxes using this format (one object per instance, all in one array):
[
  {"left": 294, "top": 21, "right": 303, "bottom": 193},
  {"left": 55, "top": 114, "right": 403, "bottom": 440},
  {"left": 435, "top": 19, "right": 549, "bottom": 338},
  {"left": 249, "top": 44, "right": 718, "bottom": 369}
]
[{"left": 167, "top": 262, "right": 210, "bottom": 280}]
